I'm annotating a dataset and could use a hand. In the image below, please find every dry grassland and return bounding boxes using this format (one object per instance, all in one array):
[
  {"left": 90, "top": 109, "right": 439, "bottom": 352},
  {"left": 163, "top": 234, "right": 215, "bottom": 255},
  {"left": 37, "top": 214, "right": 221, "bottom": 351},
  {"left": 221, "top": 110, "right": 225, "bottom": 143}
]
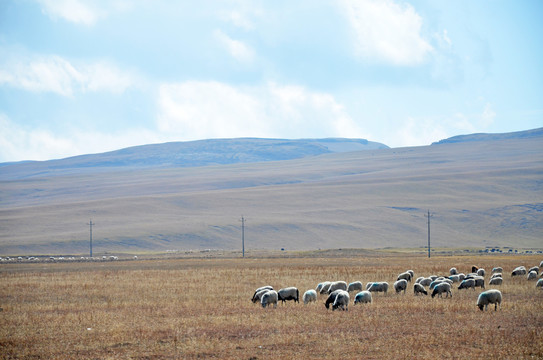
[{"left": 1, "top": 253, "right": 542, "bottom": 359}]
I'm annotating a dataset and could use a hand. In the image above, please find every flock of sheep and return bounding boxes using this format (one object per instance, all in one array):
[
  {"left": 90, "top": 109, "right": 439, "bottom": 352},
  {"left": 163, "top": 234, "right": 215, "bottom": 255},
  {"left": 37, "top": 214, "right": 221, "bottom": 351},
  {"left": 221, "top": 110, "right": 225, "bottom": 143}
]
[{"left": 252, "top": 261, "right": 543, "bottom": 312}]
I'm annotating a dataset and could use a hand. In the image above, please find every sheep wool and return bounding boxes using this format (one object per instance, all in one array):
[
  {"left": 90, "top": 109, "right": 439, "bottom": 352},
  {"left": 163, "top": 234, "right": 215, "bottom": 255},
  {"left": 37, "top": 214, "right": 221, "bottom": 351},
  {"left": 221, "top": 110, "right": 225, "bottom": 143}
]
[{"left": 477, "top": 289, "right": 502, "bottom": 311}]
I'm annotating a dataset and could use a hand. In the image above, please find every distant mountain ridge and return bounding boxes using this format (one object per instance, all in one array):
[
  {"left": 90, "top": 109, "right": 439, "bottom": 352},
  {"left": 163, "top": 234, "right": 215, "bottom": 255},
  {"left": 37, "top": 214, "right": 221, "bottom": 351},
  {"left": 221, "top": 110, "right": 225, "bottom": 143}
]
[
  {"left": 0, "top": 138, "right": 388, "bottom": 179},
  {"left": 432, "top": 127, "right": 543, "bottom": 145}
]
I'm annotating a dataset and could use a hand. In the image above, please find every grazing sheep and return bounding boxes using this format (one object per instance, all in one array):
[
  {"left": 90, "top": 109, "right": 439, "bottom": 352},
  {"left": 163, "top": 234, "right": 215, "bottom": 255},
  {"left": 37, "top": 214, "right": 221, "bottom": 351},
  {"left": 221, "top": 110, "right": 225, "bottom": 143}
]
[
  {"left": 429, "top": 275, "right": 438, "bottom": 281},
  {"left": 419, "top": 278, "right": 433, "bottom": 287},
  {"left": 492, "top": 267, "right": 503, "bottom": 274},
  {"left": 536, "top": 279, "right": 543, "bottom": 289},
  {"left": 397, "top": 272, "right": 412, "bottom": 282},
  {"left": 477, "top": 268, "right": 486, "bottom": 277},
  {"left": 528, "top": 266, "right": 539, "bottom": 275},
  {"left": 252, "top": 289, "right": 272, "bottom": 303},
  {"left": 489, "top": 277, "right": 503, "bottom": 285},
  {"left": 406, "top": 270, "right": 415, "bottom": 279},
  {"left": 511, "top": 266, "right": 527, "bottom": 277},
  {"left": 527, "top": 271, "right": 538, "bottom": 280},
  {"left": 332, "top": 290, "right": 350, "bottom": 311},
  {"left": 320, "top": 282, "right": 333, "bottom": 294},
  {"left": 450, "top": 267, "right": 458, "bottom": 275},
  {"left": 458, "top": 273, "right": 466, "bottom": 281},
  {"left": 354, "top": 291, "right": 372, "bottom": 304},
  {"left": 448, "top": 275, "right": 460, "bottom": 283},
  {"left": 394, "top": 279, "right": 408, "bottom": 294},
  {"left": 252, "top": 286, "right": 273, "bottom": 303},
  {"left": 477, "top": 289, "right": 502, "bottom": 311},
  {"left": 347, "top": 281, "right": 363, "bottom": 293},
  {"left": 261, "top": 290, "right": 278, "bottom": 308},
  {"left": 277, "top": 287, "right": 299, "bottom": 304},
  {"left": 491, "top": 273, "right": 502, "bottom": 280},
  {"left": 540, "top": 261, "right": 543, "bottom": 268},
  {"left": 367, "top": 282, "right": 389, "bottom": 294},
  {"left": 303, "top": 290, "right": 317, "bottom": 305},
  {"left": 458, "top": 279, "right": 476, "bottom": 290},
  {"left": 472, "top": 265, "right": 479, "bottom": 273},
  {"left": 325, "top": 290, "right": 342, "bottom": 309},
  {"left": 315, "top": 282, "right": 325, "bottom": 294},
  {"left": 474, "top": 276, "right": 485, "bottom": 289},
  {"left": 415, "top": 277, "right": 424, "bottom": 284},
  {"left": 365, "top": 282, "right": 374, "bottom": 290},
  {"left": 328, "top": 281, "right": 348, "bottom": 294},
  {"left": 431, "top": 282, "right": 452, "bottom": 298},
  {"left": 429, "top": 280, "right": 444, "bottom": 290},
  {"left": 414, "top": 283, "right": 428, "bottom": 296}
]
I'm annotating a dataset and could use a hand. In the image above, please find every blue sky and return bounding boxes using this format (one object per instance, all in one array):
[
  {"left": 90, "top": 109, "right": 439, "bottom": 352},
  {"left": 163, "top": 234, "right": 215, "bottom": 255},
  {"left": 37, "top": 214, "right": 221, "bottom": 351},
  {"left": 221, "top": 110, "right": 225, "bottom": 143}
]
[{"left": 0, "top": 0, "right": 542, "bottom": 162}]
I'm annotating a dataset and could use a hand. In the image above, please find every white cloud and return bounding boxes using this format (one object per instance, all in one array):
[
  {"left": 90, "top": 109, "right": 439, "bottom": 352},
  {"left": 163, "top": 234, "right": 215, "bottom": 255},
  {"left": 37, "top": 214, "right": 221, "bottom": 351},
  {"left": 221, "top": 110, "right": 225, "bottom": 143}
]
[
  {"left": 481, "top": 103, "right": 496, "bottom": 127},
  {"left": 37, "top": 0, "right": 103, "bottom": 25},
  {"left": 339, "top": 0, "right": 433, "bottom": 66},
  {"left": 213, "top": 29, "right": 255, "bottom": 63},
  {"left": 0, "top": 55, "right": 137, "bottom": 96},
  {"left": 157, "top": 81, "right": 366, "bottom": 141}
]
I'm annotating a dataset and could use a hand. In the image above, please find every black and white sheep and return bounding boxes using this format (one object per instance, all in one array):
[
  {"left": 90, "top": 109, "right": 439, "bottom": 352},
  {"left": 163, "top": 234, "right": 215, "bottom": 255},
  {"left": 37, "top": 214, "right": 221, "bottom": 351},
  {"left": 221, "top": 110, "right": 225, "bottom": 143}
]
[
  {"left": 252, "top": 289, "right": 272, "bottom": 303},
  {"left": 252, "top": 286, "right": 273, "bottom": 303},
  {"left": 328, "top": 281, "right": 348, "bottom": 294},
  {"left": 394, "top": 279, "right": 408, "bottom": 294},
  {"left": 367, "top": 282, "right": 389, "bottom": 294},
  {"left": 277, "top": 287, "right": 299, "bottom": 304},
  {"left": 489, "top": 277, "right": 503, "bottom": 286},
  {"left": 477, "top": 289, "right": 502, "bottom": 311},
  {"left": 528, "top": 266, "right": 539, "bottom": 274},
  {"left": 325, "top": 290, "right": 342, "bottom": 309},
  {"left": 303, "top": 289, "right": 317, "bottom": 305},
  {"left": 354, "top": 291, "right": 372, "bottom": 304},
  {"left": 431, "top": 282, "right": 452, "bottom": 298},
  {"left": 332, "top": 290, "right": 350, "bottom": 311},
  {"left": 527, "top": 271, "right": 538, "bottom": 280},
  {"left": 347, "top": 281, "right": 363, "bottom": 293},
  {"left": 261, "top": 290, "right": 278, "bottom": 308},
  {"left": 491, "top": 273, "right": 502, "bottom": 280},
  {"left": 414, "top": 283, "right": 428, "bottom": 296}
]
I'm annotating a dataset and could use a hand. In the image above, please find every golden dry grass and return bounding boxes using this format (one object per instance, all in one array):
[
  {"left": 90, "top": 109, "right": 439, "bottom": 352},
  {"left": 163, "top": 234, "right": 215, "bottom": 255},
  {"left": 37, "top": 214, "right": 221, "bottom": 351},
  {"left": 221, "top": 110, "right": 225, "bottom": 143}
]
[{"left": 1, "top": 253, "right": 542, "bottom": 359}]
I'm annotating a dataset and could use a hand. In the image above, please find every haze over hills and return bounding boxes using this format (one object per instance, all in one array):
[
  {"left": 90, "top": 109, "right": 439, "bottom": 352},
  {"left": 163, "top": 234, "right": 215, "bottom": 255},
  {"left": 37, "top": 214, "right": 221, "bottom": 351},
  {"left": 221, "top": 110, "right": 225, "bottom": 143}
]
[{"left": 0, "top": 129, "right": 541, "bottom": 255}]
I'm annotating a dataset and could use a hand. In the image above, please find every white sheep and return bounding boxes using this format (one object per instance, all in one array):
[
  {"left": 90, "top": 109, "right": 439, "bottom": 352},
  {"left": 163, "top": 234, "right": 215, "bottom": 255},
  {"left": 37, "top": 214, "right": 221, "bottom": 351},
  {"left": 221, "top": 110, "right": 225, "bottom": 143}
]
[
  {"left": 316, "top": 282, "right": 330, "bottom": 294},
  {"left": 252, "top": 286, "right": 273, "bottom": 303},
  {"left": 397, "top": 272, "right": 412, "bottom": 282},
  {"left": 406, "top": 270, "right": 415, "bottom": 279},
  {"left": 347, "top": 281, "right": 363, "bottom": 293},
  {"left": 325, "top": 290, "right": 342, "bottom": 309},
  {"left": 491, "top": 273, "right": 502, "bottom": 279},
  {"left": 477, "top": 289, "right": 502, "bottom": 311},
  {"left": 252, "top": 289, "right": 271, "bottom": 304},
  {"left": 302, "top": 289, "right": 317, "bottom": 305},
  {"left": 536, "top": 279, "right": 543, "bottom": 289},
  {"left": 527, "top": 271, "right": 537, "bottom": 280},
  {"left": 449, "top": 267, "right": 458, "bottom": 275},
  {"left": 458, "top": 279, "right": 476, "bottom": 290},
  {"left": 448, "top": 275, "right": 460, "bottom": 283},
  {"left": 354, "top": 291, "right": 372, "bottom": 304},
  {"left": 415, "top": 277, "right": 424, "bottom": 284},
  {"left": 489, "top": 277, "right": 503, "bottom": 285},
  {"left": 477, "top": 268, "right": 485, "bottom": 277},
  {"left": 367, "top": 282, "right": 389, "bottom": 293},
  {"left": 328, "top": 281, "right": 348, "bottom": 294},
  {"left": 394, "top": 279, "right": 408, "bottom": 294},
  {"left": 528, "top": 266, "right": 539, "bottom": 274},
  {"left": 320, "top": 281, "right": 333, "bottom": 294},
  {"left": 431, "top": 282, "right": 452, "bottom": 298},
  {"left": 419, "top": 278, "right": 433, "bottom": 287},
  {"left": 277, "top": 287, "right": 299, "bottom": 304},
  {"left": 413, "top": 283, "right": 428, "bottom": 296},
  {"left": 261, "top": 290, "right": 278, "bottom": 308},
  {"left": 492, "top": 267, "right": 503, "bottom": 274},
  {"left": 511, "top": 266, "right": 527, "bottom": 276},
  {"left": 332, "top": 290, "right": 350, "bottom": 311},
  {"left": 473, "top": 276, "right": 485, "bottom": 289}
]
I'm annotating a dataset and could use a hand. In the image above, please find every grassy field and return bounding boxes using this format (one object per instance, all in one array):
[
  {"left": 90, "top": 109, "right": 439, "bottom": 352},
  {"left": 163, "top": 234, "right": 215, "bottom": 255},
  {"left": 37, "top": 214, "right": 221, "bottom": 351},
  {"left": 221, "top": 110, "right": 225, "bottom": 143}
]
[{"left": 1, "top": 252, "right": 542, "bottom": 359}]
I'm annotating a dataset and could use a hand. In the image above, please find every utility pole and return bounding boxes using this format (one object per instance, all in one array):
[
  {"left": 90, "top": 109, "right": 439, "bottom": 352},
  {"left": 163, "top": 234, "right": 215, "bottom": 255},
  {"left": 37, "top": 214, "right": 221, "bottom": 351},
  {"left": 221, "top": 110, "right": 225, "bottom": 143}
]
[
  {"left": 87, "top": 219, "right": 95, "bottom": 258},
  {"left": 240, "top": 215, "right": 245, "bottom": 257},
  {"left": 425, "top": 210, "right": 432, "bottom": 258}
]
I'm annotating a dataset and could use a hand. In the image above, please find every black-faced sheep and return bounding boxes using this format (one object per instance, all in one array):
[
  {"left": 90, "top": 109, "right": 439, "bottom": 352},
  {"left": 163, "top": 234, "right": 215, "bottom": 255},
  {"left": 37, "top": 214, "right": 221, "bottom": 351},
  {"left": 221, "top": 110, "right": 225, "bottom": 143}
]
[
  {"left": 354, "top": 291, "right": 372, "bottom": 304},
  {"left": 367, "top": 282, "right": 389, "bottom": 294},
  {"left": 414, "top": 283, "right": 428, "bottom": 296},
  {"left": 252, "top": 289, "right": 271, "bottom": 303},
  {"left": 325, "top": 290, "right": 342, "bottom": 309},
  {"left": 431, "top": 282, "right": 452, "bottom": 298},
  {"left": 347, "top": 281, "right": 363, "bottom": 293},
  {"left": 528, "top": 266, "right": 539, "bottom": 274},
  {"left": 332, "top": 290, "right": 350, "bottom": 311},
  {"left": 394, "top": 279, "right": 408, "bottom": 294},
  {"left": 489, "top": 277, "right": 503, "bottom": 286},
  {"left": 252, "top": 286, "right": 273, "bottom": 303},
  {"left": 511, "top": 266, "right": 527, "bottom": 277},
  {"left": 527, "top": 271, "right": 537, "bottom": 280},
  {"left": 277, "top": 287, "right": 299, "bottom": 304},
  {"left": 328, "top": 281, "right": 348, "bottom": 294},
  {"left": 303, "top": 289, "right": 317, "bottom": 304},
  {"left": 261, "top": 290, "right": 278, "bottom": 308},
  {"left": 477, "top": 289, "right": 502, "bottom": 311}
]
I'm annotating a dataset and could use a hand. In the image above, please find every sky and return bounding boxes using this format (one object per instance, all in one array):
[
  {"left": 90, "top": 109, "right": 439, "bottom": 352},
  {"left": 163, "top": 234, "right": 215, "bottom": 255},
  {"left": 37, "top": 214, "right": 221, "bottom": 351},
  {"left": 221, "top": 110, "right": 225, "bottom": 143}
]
[{"left": 0, "top": 0, "right": 542, "bottom": 162}]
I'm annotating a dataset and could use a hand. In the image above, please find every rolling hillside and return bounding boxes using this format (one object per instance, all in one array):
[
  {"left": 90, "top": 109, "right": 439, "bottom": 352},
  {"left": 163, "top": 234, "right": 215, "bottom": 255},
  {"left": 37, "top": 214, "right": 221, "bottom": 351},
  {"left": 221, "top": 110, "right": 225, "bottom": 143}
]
[{"left": 0, "top": 130, "right": 541, "bottom": 255}]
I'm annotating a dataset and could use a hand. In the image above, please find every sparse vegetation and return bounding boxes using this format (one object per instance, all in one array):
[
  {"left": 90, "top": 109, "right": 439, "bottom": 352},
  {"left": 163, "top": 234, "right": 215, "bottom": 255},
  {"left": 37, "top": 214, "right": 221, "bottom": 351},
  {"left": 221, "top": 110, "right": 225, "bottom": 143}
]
[{"left": 1, "top": 252, "right": 542, "bottom": 359}]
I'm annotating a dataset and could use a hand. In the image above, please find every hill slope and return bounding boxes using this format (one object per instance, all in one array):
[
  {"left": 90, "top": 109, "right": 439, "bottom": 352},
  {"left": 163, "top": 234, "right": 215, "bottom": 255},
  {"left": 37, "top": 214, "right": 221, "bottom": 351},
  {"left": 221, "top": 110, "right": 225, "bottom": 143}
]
[{"left": 0, "top": 130, "right": 541, "bottom": 254}]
